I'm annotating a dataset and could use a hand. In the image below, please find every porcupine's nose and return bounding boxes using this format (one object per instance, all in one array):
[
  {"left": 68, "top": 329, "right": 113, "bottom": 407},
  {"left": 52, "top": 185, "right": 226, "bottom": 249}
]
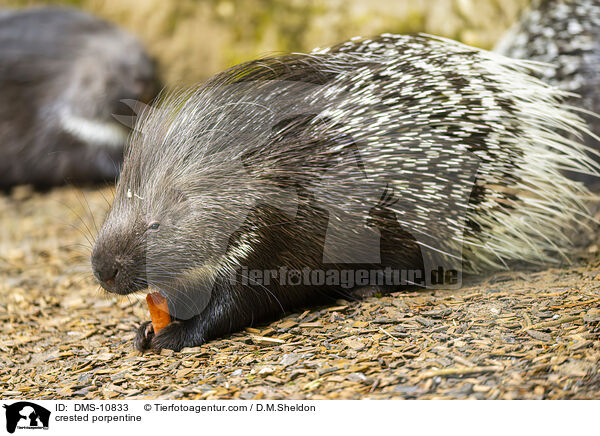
[
  {"left": 96, "top": 264, "right": 119, "bottom": 285},
  {"left": 91, "top": 251, "right": 122, "bottom": 291}
]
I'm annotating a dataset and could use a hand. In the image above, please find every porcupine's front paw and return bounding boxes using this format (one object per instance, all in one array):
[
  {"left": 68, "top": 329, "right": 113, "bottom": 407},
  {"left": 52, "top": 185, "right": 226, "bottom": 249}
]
[
  {"left": 134, "top": 321, "right": 154, "bottom": 352},
  {"left": 134, "top": 320, "right": 204, "bottom": 353}
]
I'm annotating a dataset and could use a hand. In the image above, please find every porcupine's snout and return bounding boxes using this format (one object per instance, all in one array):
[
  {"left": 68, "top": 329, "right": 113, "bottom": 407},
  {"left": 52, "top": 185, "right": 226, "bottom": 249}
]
[{"left": 91, "top": 229, "right": 148, "bottom": 295}]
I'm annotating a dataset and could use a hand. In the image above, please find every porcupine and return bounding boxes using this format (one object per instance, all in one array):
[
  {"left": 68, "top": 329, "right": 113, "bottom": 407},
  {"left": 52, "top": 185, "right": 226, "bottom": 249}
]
[
  {"left": 91, "top": 33, "right": 599, "bottom": 352},
  {"left": 0, "top": 7, "right": 159, "bottom": 188},
  {"left": 494, "top": 0, "right": 600, "bottom": 186}
]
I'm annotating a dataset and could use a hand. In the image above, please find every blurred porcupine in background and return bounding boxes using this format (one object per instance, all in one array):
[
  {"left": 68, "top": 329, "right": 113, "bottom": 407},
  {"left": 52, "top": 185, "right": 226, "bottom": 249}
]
[
  {"left": 0, "top": 7, "right": 160, "bottom": 188},
  {"left": 495, "top": 0, "right": 600, "bottom": 186},
  {"left": 91, "top": 34, "right": 599, "bottom": 351}
]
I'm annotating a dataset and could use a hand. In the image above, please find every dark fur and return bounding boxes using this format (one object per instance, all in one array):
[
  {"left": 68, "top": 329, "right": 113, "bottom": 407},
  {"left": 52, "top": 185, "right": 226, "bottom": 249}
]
[{"left": 132, "top": 192, "right": 421, "bottom": 351}]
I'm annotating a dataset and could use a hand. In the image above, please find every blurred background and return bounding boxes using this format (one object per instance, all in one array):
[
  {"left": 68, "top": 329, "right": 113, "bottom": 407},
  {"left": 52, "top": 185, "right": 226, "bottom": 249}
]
[{"left": 1, "top": 0, "right": 531, "bottom": 87}]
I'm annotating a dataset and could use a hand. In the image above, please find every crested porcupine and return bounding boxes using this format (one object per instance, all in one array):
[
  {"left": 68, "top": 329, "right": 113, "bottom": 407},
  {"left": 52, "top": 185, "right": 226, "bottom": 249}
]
[
  {"left": 0, "top": 7, "right": 159, "bottom": 188},
  {"left": 91, "top": 33, "right": 599, "bottom": 352},
  {"left": 494, "top": 0, "right": 600, "bottom": 186}
]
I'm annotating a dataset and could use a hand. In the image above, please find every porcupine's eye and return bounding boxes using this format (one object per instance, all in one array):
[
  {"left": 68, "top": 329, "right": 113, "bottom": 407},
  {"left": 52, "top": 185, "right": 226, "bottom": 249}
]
[{"left": 148, "top": 222, "right": 160, "bottom": 231}]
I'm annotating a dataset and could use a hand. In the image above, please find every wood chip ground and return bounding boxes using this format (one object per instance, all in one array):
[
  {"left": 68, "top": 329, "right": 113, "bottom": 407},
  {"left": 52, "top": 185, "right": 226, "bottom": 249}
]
[{"left": 1, "top": 186, "right": 599, "bottom": 399}]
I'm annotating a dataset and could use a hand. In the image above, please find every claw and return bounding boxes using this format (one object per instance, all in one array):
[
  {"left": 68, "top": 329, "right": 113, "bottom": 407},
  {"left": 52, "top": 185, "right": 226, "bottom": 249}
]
[{"left": 134, "top": 320, "right": 154, "bottom": 352}]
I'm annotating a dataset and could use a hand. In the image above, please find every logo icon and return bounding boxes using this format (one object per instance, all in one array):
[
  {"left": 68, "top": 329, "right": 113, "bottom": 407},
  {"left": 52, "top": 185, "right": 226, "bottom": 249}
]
[{"left": 2, "top": 402, "right": 50, "bottom": 434}]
